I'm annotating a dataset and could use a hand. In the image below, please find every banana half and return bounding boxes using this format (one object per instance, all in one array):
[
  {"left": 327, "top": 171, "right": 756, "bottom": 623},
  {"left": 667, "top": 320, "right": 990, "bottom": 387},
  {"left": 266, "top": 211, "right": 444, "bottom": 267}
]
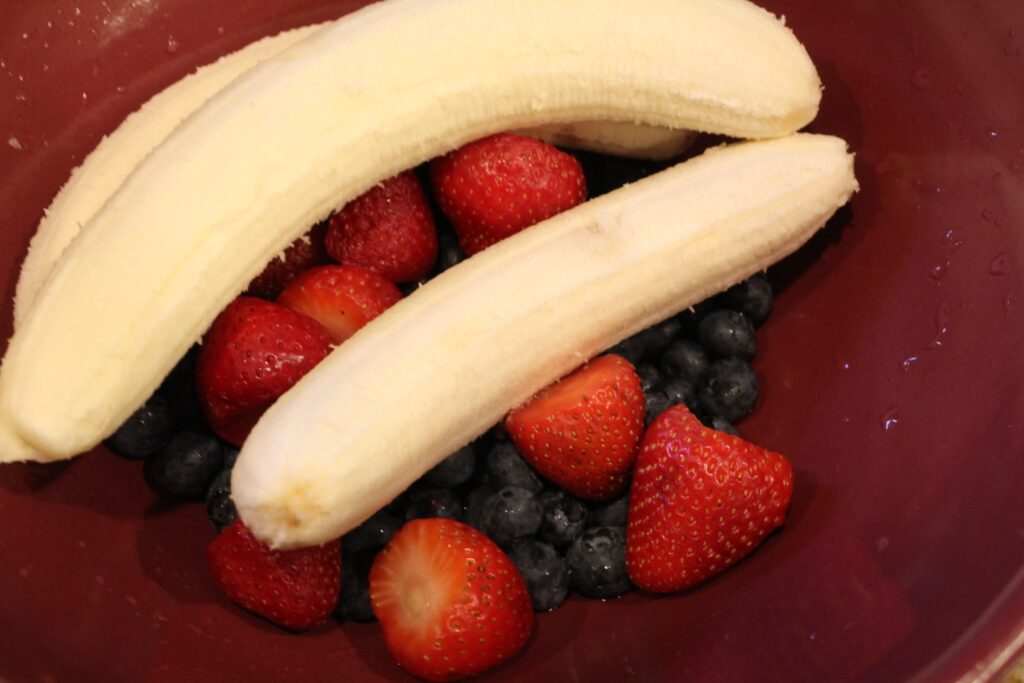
[{"left": 0, "top": 0, "right": 823, "bottom": 463}]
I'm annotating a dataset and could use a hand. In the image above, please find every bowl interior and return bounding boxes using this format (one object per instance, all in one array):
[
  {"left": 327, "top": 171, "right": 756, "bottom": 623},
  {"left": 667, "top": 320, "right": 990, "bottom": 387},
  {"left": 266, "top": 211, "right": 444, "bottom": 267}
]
[{"left": 1, "top": 1, "right": 1023, "bottom": 681}]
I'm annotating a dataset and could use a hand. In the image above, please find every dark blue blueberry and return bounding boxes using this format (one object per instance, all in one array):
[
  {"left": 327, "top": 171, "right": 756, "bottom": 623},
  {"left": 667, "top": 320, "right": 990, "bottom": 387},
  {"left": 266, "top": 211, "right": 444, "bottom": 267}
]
[
  {"left": 221, "top": 445, "right": 240, "bottom": 471},
  {"left": 697, "top": 310, "right": 757, "bottom": 360},
  {"left": 539, "top": 492, "right": 587, "bottom": 548},
  {"left": 490, "top": 421, "right": 509, "bottom": 442},
  {"left": 509, "top": 540, "right": 570, "bottom": 612},
  {"left": 434, "top": 230, "right": 465, "bottom": 273},
  {"left": 106, "top": 394, "right": 178, "bottom": 459},
  {"left": 659, "top": 339, "right": 708, "bottom": 385},
  {"left": 143, "top": 431, "right": 223, "bottom": 500},
  {"left": 156, "top": 346, "right": 206, "bottom": 428},
  {"left": 662, "top": 378, "right": 696, "bottom": 410},
  {"left": 405, "top": 488, "right": 463, "bottom": 522},
  {"left": 343, "top": 509, "right": 402, "bottom": 556},
  {"left": 399, "top": 279, "right": 429, "bottom": 296},
  {"left": 637, "top": 317, "right": 684, "bottom": 357},
  {"left": 635, "top": 363, "right": 663, "bottom": 394},
  {"left": 335, "top": 546, "right": 378, "bottom": 622},
  {"left": 424, "top": 444, "right": 476, "bottom": 487},
  {"left": 710, "top": 417, "right": 739, "bottom": 435},
  {"left": 587, "top": 494, "right": 629, "bottom": 529},
  {"left": 698, "top": 358, "right": 759, "bottom": 423},
  {"left": 205, "top": 469, "right": 237, "bottom": 532},
  {"left": 644, "top": 390, "right": 673, "bottom": 426},
  {"left": 485, "top": 442, "right": 542, "bottom": 494},
  {"left": 721, "top": 275, "right": 773, "bottom": 326},
  {"left": 567, "top": 526, "right": 631, "bottom": 599},
  {"left": 480, "top": 486, "right": 543, "bottom": 548},
  {"left": 608, "top": 332, "right": 647, "bottom": 366},
  {"left": 464, "top": 484, "right": 497, "bottom": 531}
]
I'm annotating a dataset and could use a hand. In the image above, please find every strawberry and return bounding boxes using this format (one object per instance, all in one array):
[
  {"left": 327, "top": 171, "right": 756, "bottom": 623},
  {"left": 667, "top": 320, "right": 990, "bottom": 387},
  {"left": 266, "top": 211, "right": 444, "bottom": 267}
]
[
  {"left": 196, "top": 297, "right": 333, "bottom": 446},
  {"left": 370, "top": 518, "right": 534, "bottom": 681},
  {"left": 626, "top": 404, "right": 793, "bottom": 593},
  {"left": 429, "top": 133, "right": 587, "bottom": 255},
  {"left": 276, "top": 264, "right": 403, "bottom": 344},
  {"left": 208, "top": 519, "right": 341, "bottom": 630},
  {"left": 246, "top": 222, "right": 330, "bottom": 298},
  {"left": 504, "top": 354, "right": 644, "bottom": 500},
  {"left": 326, "top": 171, "right": 438, "bottom": 283}
]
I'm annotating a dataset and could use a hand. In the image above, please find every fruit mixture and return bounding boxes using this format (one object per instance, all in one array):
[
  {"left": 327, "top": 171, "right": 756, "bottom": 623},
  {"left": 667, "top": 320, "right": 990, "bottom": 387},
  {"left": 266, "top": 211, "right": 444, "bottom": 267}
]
[{"left": 106, "top": 133, "right": 794, "bottom": 681}]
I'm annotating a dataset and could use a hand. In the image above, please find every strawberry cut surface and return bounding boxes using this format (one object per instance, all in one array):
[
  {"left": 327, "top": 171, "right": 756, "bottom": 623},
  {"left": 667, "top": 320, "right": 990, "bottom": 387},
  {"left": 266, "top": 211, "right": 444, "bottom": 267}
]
[
  {"left": 370, "top": 518, "right": 533, "bottom": 681},
  {"left": 505, "top": 354, "right": 645, "bottom": 500},
  {"left": 626, "top": 404, "right": 793, "bottom": 593}
]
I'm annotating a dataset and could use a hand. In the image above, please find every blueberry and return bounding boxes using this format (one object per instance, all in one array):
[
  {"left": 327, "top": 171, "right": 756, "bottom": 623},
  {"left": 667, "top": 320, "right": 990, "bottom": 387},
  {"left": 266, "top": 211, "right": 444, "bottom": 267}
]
[
  {"left": 156, "top": 347, "right": 205, "bottom": 429},
  {"left": 637, "top": 317, "right": 684, "bottom": 357},
  {"left": 710, "top": 417, "right": 739, "bottom": 435},
  {"left": 608, "top": 333, "right": 647, "bottom": 366},
  {"left": 405, "top": 488, "right": 463, "bottom": 522},
  {"left": 220, "top": 446, "right": 240, "bottom": 471},
  {"left": 424, "top": 444, "right": 476, "bottom": 487},
  {"left": 659, "top": 339, "right": 708, "bottom": 384},
  {"left": 698, "top": 358, "right": 759, "bottom": 423},
  {"left": 143, "top": 431, "right": 223, "bottom": 500},
  {"left": 105, "top": 394, "right": 177, "bottom": 459},
  {"left": 485, "top": 442, "right": 542, "bottom": 494},
  {"left": 434, "top": 231, "right": 465, "bottom": 273},
  {"left": 464, "top": 484, "right": 497, "bottom": 531},
  {"left": 509, "top": 540, "right": 570, "bottom": 612},
  {"left": 205, "top": 469, "right": 237, "bottom": 532},
  {"left": 644, "top": 391, "right": 673, "bottom": 425},
  {"left": 343, "top": 509, "right": 402, "bottom": 556},
  {"left": 662, "top": 378, "right": 696, "bottom": 410},
  {"left": 539, "top": 493, "right": 587, "bottom": 548},
  {"left": 721, "top": 275, "right": 773, "bottom": 326},
  {"left": 697, "top": 310, "right": 757, "bottom": 360},
  {"left": 490, "top": 422, "right": 510, "bottom": 442},
  {"left": 635, "top": 363, "right": 663, "bottom": 394},
  {"left": 335, "top": 546, "right": 378, "bottom": 622},
  {"left": 567, "top": 526, "right": 631, "bottom": 599},
  {"left": 587, "top": 494, "right": 629, "bottom": 528},
  {"left": 480, "top": 486, "right": 543, "bottom": 548}
]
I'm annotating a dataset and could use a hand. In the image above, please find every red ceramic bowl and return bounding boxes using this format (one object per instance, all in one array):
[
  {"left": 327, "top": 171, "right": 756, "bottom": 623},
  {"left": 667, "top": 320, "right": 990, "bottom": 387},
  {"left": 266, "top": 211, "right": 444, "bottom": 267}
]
[{"left": 1, "top": 1, "right": 1023, "bottom": 681}]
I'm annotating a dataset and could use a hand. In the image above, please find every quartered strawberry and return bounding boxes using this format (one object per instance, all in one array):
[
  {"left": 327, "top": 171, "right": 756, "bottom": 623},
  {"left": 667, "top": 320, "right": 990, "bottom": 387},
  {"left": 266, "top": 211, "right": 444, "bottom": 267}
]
[
  {"left": 326, "top": 171, "right": 438, "bottom": 283},
  {"left": 370, "top": 518, "right": 534, "bottom": 682},
  {"left": 276, "top": 264, "right": 403, "bottom": 344},
  {"left": 429, "top": 133, "right": 587, "bottom": 255},
  {"left": 196, "top": 297, "right": 333, "bottom": 446},
  {"left": 504, "top": 354, "right": 644, "bottom": 500},
  {"left": 208, "top": 519, "right": 341, "bottom": 630},
  {"left": 626, "top": 404, "right": 793, "bottom": 593},
  {"left": 246, "top": 223, "right": 330, "bottom": 299}
]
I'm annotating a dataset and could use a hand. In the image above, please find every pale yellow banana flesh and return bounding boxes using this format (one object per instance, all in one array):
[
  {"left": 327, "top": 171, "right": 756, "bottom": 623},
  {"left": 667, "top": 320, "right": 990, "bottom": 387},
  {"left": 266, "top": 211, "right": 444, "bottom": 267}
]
[
  {"left": 234, "top": 134, "right": 857, "bottom": 549},
  {"left": 0, "top": 0, "right": 822, "bottom": 462}
]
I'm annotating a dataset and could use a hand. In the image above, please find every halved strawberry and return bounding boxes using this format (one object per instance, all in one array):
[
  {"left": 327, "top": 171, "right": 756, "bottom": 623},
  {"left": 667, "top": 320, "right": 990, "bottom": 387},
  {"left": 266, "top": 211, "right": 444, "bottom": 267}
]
[
  {"left": 208, "top": 519, "right": 341, "bottom": 630},
  {"left": 246, "top": 223, "right": 330, "bottom": 299},
  {"left": 626, "top": 404, "right": 793, "bottom": 593},
  {"left": 370, "top": 518, "right": 534, "bottom": 681},
  {"left": 196, "top": 297, "right": 333, "bottom": 446},
  {"left": 429, "top": 133, "right": 587, "bottom": 255},
  {"left": 504, "top": 354, "right": 645, "bottom": 500},
  {"left": 326, "top": 171, "right": 438, "bottom": 283},
  {"left": 276, "top": 264, "right": 403, "bottom": 344}
]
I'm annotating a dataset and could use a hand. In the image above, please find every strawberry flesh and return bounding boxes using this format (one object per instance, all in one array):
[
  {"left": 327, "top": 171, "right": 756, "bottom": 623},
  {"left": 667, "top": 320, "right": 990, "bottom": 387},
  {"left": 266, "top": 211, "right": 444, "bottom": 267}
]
[{"left": 626, "top": 404, "right": 793, "bottom": 593}]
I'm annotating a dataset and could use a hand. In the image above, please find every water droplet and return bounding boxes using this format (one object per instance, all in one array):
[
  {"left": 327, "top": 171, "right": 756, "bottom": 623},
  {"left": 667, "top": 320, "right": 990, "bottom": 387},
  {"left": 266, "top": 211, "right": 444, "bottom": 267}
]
[
  {"left": 881, "top": 406, "right": 900, "bottom": 431},
  {"left": 910, "top": 67, "right": 931, "bottom": 89},
  {"left": 987, "top": 127, "right": 999, "bottom": 139},
  {"left": 929, "top": 260, "right": 951, "bottom": 280},
  {"left": 981, "top": 207, "right": 998, "bottom": 224},
  {"left": 875, "top": 536, "right": 890, "bottom": 552},
  {"left": 115, "top": 85, "right": 127, "bottom": 94},
  {"left": 990, "top": 253, "right": 1008, "bottom": 275},
  {"left": 217, "top": 26, "right": 226, "bottom": 35},
  {"left": 7, "top": 136, "right": 22, "bottom": 150},
  {"left": 166, "top": 35, "right": 180, "bottom": 54},
  {"left": 927, "top": 302, "right": 951, "bottom": 349},
  {"left": 839, "top": 360, "right": 851, "bottom": 371},
  {"left": 901, "top": 355, "right": 919, "bottom": 372}
]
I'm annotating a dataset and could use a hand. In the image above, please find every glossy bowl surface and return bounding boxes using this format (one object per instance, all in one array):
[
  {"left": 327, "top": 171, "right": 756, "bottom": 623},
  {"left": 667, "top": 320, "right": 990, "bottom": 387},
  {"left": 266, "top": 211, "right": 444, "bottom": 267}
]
[{"left": 1, "top": 1, "right": 1023, "bottom": 681}]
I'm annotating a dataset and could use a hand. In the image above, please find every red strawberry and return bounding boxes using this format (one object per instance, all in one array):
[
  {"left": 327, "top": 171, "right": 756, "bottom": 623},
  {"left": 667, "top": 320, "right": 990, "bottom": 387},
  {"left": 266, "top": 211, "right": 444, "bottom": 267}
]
[
  {"left": 626, "top": 404, "right": 793, "bottom": 593},
  {"left": 208, "top": 519, "right": 341, "bottom": 630},
  {"left": 246, "top": 222, "right": 330, "bottom": 298},
  {"left": 326, "top": 171, "right": 438, "bottom": 283},
  {"left": 197, "top": 297, "right": 333, "bottom": 446},
  {"left": 370, "top": 518, "right": 533, "bottom": 682},
  {"left": 504, "top": 354, "right": 644, "bottom": 500},
  {"left": 429, "top": 133, "right": 587, "bottom": 255},
  {"left": 276, "top": 265, "right": 403, "bottom": 344}
]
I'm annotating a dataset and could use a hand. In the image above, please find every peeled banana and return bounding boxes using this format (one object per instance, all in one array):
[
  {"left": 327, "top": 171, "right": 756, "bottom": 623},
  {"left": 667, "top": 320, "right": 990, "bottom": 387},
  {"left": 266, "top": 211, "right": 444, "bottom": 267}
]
[{"left": 0, "top": 0, "right": 822, "bottom": 462}]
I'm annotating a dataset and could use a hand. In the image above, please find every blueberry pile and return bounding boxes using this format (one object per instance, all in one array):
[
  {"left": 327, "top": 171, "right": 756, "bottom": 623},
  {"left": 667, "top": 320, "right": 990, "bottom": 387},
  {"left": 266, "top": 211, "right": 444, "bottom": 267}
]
[{"left": 103, "top": 152, "right": 774, "bottom": 619}]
